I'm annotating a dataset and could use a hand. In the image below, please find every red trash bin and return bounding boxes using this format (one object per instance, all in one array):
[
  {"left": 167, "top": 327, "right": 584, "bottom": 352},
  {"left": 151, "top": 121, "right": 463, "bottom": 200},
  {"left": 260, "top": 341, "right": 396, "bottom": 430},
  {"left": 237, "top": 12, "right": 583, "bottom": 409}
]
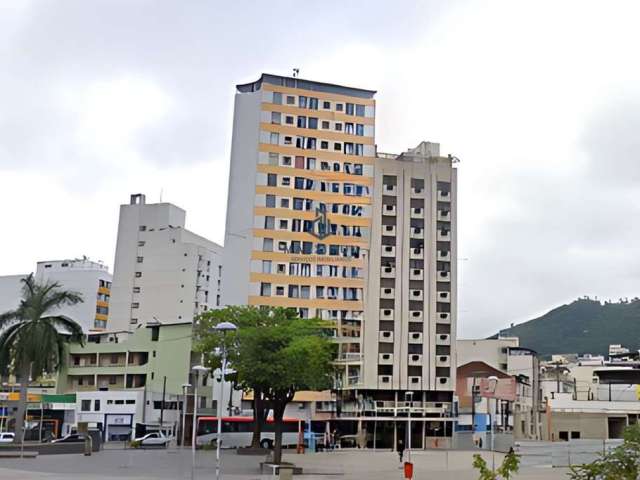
[{"left": 404, "top": 461, "right": 413, "bottom": 479}]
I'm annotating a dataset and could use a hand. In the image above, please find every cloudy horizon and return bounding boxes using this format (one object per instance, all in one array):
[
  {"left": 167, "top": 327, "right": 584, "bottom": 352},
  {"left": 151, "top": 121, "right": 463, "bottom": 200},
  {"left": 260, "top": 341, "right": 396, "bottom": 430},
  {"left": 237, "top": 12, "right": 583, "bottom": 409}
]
[{"left": 2, "top": 0, "right": 640, "bottom": 338}]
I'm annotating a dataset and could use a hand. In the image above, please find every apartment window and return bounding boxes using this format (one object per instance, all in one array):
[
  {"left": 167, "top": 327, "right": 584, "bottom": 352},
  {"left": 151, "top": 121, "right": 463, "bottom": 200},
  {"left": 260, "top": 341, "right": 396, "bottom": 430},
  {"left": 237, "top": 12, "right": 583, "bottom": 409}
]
[
  {"left": 282, "top": 155, "right": 292, "bottom": 166},
  {"left": 288, "top": 285, "right": 299, "bottom": 298},
  {"left": 264, "top": 216, "right": 275, "bottom": 229},
  {"left": 269, "top": 132, "right": 279, "bottom": 145},
  {"left": 136, "top": 256, "right": 143, "bottom": 263},
  {"left": 271, "top": 92, "right": 282, "bottom": 105},
  {"left": 139, "top": 225, "right": 147, "bottom": 232},
  {"left": 271, "top": 111, "right": 281, "bottom": 124},
  {"left": 279, "top": 219, "right": 288, "bottom": 229},
  {"left": 262, "top": 260, "right": 272, "bottom": 274},
  {"left": 262, "top": 238, "right": 273, "bottom": 252},
  {"left": 280, "top": 198, "right": 290, "bottom": 208},
  {"left": 321, "top": 121, "right": 330, "bottom": 129},
  {"left": 345, "top": 123, "right": 354, "bottom": 135},
  {"left": 131, "top": 302, "right": 139, "bottom": 309},
  {"left": 356, "top": 124, "right": 364, "bottom": 136},
  {"left": 345, "top": 103, "right": 354, "bottom": 115},
  {"left": 265, "top": 194, "right": 276, "bottom": 208},
  {"left": 126, "top": 399, "right": 135, "bottom": 405},
  {"left": 298, "top": 96, "right": 307, "bottom": 108},
  {"left": 308, "top": 117, "right": 318, "bottom": 129},
  {"left": 285, "top": 115, "right": 294, "bottom": 125},
  {"left": 138, "top": 241, "right": 145, "bottom": 247},
  {"left": 135, "top": 272, "right": 142, "bottom": 278},
  {"left": 130, "top": 318, "right": 138, "bottom": 325},
  {"left": 334, "top": 142, "right": 341, "bottom": 151},
  {"left": 297, "top": 116, "right": 307, "bottom": 128},
  {"left": 260, "top": 283, "right": 271, "bottom": 296},
  {"left": 109, "top": 376, "right": 117, "bottom": 385},
  {"left": 81, "top": 400, "right": 91, "bottom": 412},
  {"left": 344, "top": 142, "right": 354, "bottom": 155},
  {"left": 267, "top": 173, "right": 277, "bottom": 186},
  {"left": 323, "top": 100, "right": 331, "bottom": 109},
  {"left": 94, "top": 399, "right": 101, "bottom": 411},
  {"left": 306, "top": 158, "right": 316, "bottom": 169},
  {"left": 281, "top": 177, "right": 290, "bottom": 186},
  {"left": 286, "top": 95, "right": 295, "bottom": 105},
  {"left": 309, "top": 97, "right": 318, "bottom": 110},
  {"left": 320, "top": 141, "right": 329, "bottom": 150},
  {"left": 355, "top": 144, "right": 364, "bottom": 156},
  {"left": 336, "top": 103, "right": 343, "bottom": 111},
  {"left": 276, "top": 286, "right": 285, "bottom": 296},
  {"left": 354, "top": 164, "right": 363, "bottom": 175},
  {"left": 356, "top": 104, "right": 365, "bottom": 116}
]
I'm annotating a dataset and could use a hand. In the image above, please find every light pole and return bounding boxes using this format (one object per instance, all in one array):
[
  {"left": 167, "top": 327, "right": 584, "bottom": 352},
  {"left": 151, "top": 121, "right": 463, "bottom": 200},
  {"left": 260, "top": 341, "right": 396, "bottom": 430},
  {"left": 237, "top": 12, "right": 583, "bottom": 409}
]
[
  {"left": 405, "top": 391, "right": 414, "bottom": 463},
  {"left": 211, "top": 321, "right": 237, "bottom": 480},
  {"left": 487, "top": 376, "right": 499, "bottom": 454},
  {"left": 181, "top": 383, "right": 191, "bottom": 448},
  {"left": 191, "top": 365, "right": 209, "bottom": 474}
]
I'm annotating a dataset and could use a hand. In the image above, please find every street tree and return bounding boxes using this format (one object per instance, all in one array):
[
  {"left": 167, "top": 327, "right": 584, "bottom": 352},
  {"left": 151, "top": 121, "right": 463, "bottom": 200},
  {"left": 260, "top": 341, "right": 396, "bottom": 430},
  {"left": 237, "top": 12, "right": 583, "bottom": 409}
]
[{"left": 0, "top": 274, "right": 84, "bottom": 442}]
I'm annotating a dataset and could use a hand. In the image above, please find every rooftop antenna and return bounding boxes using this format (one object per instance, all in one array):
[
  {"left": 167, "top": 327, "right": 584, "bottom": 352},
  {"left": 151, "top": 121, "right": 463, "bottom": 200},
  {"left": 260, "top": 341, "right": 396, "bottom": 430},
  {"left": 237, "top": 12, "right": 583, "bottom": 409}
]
[
  {"left": 159, "top": 188, "right": 163, "bottom": 202},
  {"left": 292, "top": 68, "right": 299, "bottom": 78}
]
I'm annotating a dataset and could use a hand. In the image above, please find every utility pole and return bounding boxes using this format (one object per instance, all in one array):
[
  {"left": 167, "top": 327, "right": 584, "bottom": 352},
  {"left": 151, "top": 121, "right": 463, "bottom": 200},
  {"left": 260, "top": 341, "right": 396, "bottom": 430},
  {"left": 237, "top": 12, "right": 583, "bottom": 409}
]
[{"left": 159, "top": 376, "right": 166, "bottom": 434}]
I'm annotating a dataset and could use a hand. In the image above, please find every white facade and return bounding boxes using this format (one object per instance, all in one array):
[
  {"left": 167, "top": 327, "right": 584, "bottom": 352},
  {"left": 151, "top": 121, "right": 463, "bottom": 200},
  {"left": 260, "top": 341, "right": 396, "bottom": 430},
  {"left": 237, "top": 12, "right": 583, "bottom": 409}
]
[
  {"left": 456, "top": 337, "right": 520, "bottom": 372},
  {"left": 0, "top": 259, "right": 112, "bottom": 332},
  {"left": 108, "top": 194, "right": 223, "bottom": 331}
]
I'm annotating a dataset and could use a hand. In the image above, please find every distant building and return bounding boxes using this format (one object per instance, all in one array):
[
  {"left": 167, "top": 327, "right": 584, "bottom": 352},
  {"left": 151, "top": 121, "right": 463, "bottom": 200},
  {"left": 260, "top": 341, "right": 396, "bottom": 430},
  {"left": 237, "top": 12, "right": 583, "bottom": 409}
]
[
  {"left": 0, "top": 258, "right": 112, "bottom": 332},
  {"left": 108, "top": 194, "right": 223, "bottom": 331}
]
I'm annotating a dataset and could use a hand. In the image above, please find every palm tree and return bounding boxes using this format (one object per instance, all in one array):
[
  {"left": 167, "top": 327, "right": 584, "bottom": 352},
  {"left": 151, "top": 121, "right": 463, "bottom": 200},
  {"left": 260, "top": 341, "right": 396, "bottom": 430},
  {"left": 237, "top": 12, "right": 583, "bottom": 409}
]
[{"left": 0, "top": 274, "right": 84, "bottom": 442}]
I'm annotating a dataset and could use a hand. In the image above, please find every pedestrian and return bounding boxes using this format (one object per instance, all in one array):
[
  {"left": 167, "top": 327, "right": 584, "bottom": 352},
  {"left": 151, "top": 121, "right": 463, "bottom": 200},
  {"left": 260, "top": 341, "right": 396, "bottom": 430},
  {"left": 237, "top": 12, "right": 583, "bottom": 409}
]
[{"left": 397, "top": 438, "right": 405, "bottom": 463}]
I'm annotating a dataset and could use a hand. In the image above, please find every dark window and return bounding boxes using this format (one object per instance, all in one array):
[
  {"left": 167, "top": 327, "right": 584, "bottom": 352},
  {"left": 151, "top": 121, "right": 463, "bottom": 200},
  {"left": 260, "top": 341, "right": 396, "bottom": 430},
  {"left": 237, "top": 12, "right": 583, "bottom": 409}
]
[{"left": 81, "top": 400, "right": 91, "bottom": 411}]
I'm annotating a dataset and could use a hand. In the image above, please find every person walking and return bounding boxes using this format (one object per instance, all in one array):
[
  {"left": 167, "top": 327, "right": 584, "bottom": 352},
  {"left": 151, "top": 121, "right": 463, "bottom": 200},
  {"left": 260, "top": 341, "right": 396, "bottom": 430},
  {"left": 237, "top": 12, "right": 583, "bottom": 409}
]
[{"left": 397, "top": 438, "right": 405, "bottom": 463}]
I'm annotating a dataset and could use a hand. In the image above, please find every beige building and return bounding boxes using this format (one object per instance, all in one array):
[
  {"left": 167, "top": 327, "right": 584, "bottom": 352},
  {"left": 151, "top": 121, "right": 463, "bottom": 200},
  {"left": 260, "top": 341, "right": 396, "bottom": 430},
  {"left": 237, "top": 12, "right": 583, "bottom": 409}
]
[{"left": 221, "top": 73, "right": 459, "bottom": 446}]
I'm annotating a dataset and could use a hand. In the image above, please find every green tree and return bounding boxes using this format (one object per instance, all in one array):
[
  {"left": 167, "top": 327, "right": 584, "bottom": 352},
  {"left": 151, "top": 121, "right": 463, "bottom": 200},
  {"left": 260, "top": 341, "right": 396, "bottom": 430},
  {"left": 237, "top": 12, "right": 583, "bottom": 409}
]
[
  {"left": 195, "top": 305, "right": 335, "bottom": 464},
  {"left": 569, "top": 424, "right": 640, "bottom": 480},
  {"left": 472, "top": 449, "right": 520, "bottom": 480},
  {"left": 0, "top": 274, "right": 84, "bottom": 442}
]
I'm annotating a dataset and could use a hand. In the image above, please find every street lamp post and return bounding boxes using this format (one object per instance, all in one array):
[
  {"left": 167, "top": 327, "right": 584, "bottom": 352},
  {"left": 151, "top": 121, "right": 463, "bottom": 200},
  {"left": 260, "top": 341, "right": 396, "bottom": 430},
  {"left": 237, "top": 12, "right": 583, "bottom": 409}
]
[
  {"left": 211, "top": 321, "right": 237, "bottom": 480},
  {"left": 487, "top": 376, "right": 499, "bottom": 455},
  {"left": 405, "top": 391, "right": 414, "bottom": 463},
  {"left": 181, "top": 383, "right": 191, "bottom": 447},
  {"left": 191, "top": 365, "right": 209, "bottom": 474}
]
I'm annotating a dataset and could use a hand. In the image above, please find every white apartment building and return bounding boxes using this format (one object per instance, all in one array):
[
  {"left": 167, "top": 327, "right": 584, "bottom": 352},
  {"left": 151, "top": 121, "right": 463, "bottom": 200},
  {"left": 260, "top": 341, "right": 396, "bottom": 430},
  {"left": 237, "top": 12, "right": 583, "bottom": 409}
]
[
  {"left": 108, "top": 194, "right": 223, "bottom": 331},
  {"left": 0, "top": 258, "right": 112, "bottom": 332}
]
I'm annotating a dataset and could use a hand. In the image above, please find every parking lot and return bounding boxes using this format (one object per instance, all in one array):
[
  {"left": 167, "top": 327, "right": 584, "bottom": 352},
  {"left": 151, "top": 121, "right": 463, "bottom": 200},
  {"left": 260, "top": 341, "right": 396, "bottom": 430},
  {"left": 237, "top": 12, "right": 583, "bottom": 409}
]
[{"left": 0, "top": 447, "right": 574, "bottom": 479}]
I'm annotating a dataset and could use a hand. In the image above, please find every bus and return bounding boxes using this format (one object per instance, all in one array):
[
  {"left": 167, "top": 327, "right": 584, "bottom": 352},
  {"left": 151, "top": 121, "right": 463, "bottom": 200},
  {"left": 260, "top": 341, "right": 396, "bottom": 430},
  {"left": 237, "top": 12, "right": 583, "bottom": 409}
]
[{"left": 196, "top": 416, "right": 303, "bottom": 449}]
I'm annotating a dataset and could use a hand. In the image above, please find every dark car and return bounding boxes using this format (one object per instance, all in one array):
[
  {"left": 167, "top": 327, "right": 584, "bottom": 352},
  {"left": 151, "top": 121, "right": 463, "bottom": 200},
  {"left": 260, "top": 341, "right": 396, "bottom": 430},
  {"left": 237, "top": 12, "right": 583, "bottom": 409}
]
[{"left": 52, "top": 433, "right": 87, "bottom": 443}]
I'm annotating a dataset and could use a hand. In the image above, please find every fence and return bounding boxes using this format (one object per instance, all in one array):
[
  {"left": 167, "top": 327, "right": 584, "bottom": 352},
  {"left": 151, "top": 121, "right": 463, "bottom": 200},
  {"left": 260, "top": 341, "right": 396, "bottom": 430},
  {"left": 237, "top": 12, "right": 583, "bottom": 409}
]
[{"left": 515, "top": 439, "right": 624, "bottom": 467}]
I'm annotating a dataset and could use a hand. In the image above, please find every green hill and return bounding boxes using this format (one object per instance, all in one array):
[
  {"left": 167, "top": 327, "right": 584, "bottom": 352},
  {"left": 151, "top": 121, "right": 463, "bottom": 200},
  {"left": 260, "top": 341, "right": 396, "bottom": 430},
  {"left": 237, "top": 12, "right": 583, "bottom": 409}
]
[{"left": 496, "top": 298, "right": 640, "bottom": 357}]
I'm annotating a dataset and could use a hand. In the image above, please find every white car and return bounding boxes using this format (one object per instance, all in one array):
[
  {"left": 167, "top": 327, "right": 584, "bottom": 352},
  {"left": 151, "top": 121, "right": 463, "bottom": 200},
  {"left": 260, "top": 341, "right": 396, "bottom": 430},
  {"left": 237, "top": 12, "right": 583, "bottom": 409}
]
[
  {"left": 0, "top": 432, "right": 15, "bottom": 443},
  {"left": 133, "top": 432, "right": 170, "bottom": 447}
]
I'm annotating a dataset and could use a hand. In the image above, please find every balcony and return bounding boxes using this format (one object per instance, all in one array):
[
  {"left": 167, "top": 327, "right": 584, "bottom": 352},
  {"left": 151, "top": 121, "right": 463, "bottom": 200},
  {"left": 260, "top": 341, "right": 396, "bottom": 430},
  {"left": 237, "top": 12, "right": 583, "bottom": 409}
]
[
  {"left": 381, "top": 266, "right": 396, "bottom": 278},
  {"left": 378, "top": 353, "right": 394, "bottom": 365},
  {"left": 411, "top": 207, "right": 424, "bottom": 219},
  {"left": 409, "top": 332, "right": 423, "bottom": 343},
  {"left": 438, "top": 210, "right": 451, "bottom": 221},
  {"left": 437, "top": 190, "right": 451, "bottom": 202},
  {"left": 380, "top": 309, "right": 394, "bottom": 320},
  {"left": 408, "top": 354, "right": 422, "bottom": 366},
  {"left": 382, "top": 245, "right": 396, "bottom": 256},
  {"left": 409, "top": 268, "right": 423, "bottom": 281},
  {"left": 436, "top": 334, "right": 450, "bottom": 345},
  {"left": 436, "top": 355, "right": 451, "bottom": 367},
  {"left": 383, "top": 204, "right": 397, "bottom": 216},
  {"left": 437, "top": 230, "right": 451, "bottom": 241},
  {"left": 438, "top": 271, "right": 450, "bottom": 282},
  {"left": 379, "top": 330, "right": 394, "bottom": 343},
  {"left": 437, "top": 291, "right": 451, "bottom": 303},
  {"left": 410, "top": 227, "right": 423, "bottom": 239},
  {"left": 409, "top": 289, "right": 423, "bottom": 301},
  {"left": 383, "top": 184, "right": 397, "bottom": 195},
  {"left": 410, "top": 248, "right": 424, "bottom": 260},
  {"left": 411, "top": 187, "right": 423, "bottom": 196},
  {"left": 438, "top": 250, "right": 451, "bottom": 261},
  {"left": 378, "top": 375, "right": 392, "bottom": 385},
  {"left": 380, "top": 287, "right": 394, "bottom": 299},
  {"left": 383, "top": 225, "right": 396, "bottom": 236},
  {"left": 437, "top": 312, "right": 451, "bottom": 323},
  {"left": 409, "top": 310, "right": 423, "bottom": 321},
  {"left": 408, "top": 376, "right": 422, "bottom": 386},
  {"left": 335, "top": 352, "right": 364, "bottom": 363},
  {"left": 437, "top": 377, "right": 452, "bottom": 389}
]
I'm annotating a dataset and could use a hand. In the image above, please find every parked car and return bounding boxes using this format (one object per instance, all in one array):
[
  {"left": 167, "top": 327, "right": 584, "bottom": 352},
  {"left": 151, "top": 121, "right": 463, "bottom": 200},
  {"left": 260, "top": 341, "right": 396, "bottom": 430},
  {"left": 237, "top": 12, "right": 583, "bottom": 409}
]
[
  {"left": 133, "top": 432, "right": 170, "bottom": 447},
  {"left": 0, "top": 432, "right": 15, "bottom": 443},
  {"left": 52, "top": 433, "right": 87, "bottom": 443}
]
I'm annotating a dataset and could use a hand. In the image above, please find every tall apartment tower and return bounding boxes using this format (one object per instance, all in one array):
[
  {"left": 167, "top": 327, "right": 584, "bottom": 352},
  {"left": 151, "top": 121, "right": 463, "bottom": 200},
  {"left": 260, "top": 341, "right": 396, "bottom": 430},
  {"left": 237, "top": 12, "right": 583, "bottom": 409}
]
[
  {"left": 363, "top": 142, "right": 457, "bottom": 400},
  {"left": 108, "top": 194, "right": 223, "bottom": 331},
  {"left": 222, "top": 74, "right": 376, "bottom": 386}
]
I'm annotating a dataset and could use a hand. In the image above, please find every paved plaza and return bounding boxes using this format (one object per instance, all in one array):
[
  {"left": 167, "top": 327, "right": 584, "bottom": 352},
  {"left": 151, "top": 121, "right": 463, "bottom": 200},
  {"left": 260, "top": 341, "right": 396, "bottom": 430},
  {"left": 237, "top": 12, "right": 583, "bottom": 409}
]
[{"left": 0, "top": 448, "right": 573, "bottom": 479}]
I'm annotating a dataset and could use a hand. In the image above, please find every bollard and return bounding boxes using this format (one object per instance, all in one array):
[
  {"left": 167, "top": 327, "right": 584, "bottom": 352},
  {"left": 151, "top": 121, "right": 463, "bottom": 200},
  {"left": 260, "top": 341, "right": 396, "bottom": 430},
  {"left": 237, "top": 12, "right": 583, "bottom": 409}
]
[{"left": 403, "top": 461, "right": 413, "bottom": 479}]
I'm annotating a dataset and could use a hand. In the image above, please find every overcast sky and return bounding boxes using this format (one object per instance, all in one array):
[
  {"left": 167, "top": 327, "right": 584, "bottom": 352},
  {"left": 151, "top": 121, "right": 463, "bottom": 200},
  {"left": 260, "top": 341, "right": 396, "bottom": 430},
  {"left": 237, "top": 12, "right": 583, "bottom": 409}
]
[{"left": 2, "top": 1, "right": 639, "bottom": 338}]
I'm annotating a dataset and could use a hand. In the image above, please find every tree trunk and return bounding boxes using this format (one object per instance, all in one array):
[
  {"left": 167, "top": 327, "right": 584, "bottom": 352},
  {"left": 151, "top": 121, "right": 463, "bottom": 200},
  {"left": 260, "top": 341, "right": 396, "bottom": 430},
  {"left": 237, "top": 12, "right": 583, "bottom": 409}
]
[
  {"left": 272, "top": 400, "right": 286, "bottom": 465},
  {"left": 13, "top": 365, "right": 29, "bottom": 443},
  {"left": 250, "top": 389, "right": 263, "bottom": 448}
]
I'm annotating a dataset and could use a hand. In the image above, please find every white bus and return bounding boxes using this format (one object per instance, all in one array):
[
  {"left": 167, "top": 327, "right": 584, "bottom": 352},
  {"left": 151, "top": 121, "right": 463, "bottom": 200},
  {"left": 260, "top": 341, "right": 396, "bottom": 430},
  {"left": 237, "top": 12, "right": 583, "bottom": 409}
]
[{"left": 196, "top": 416, "right": 302, "bottom": 449}]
